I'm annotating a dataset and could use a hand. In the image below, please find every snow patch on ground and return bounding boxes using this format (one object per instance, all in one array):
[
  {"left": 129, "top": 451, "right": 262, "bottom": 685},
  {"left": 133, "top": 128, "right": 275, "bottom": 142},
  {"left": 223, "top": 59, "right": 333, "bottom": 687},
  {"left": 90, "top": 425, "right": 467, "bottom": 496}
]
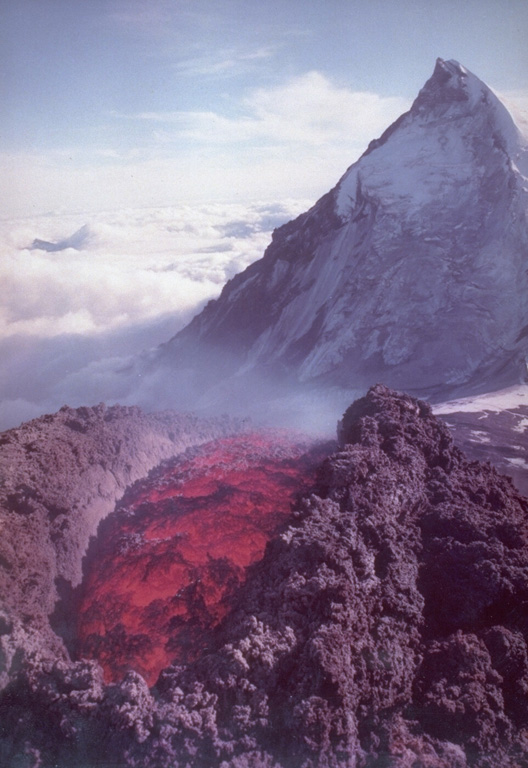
[
  {"left": 434, "top": 385, "right": 528, "bottom": 415},
  {"left": 506, "top": 456, "right": 528, "bottom": 469},
  {"left": 469, "top": 430, "right": 491, "bottom": 444}
]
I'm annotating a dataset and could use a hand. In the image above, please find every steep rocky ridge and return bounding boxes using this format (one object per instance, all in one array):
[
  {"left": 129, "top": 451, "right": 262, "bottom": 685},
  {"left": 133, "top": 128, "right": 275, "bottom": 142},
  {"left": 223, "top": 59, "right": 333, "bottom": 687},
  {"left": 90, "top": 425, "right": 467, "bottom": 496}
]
[
  {"left": 152, "top": 59, "right": 528, "bottom": 409},
  {"left": 1, "top": 386, "right": 527, "bottom": 767},
  {"left": 0, "top": 403, "right": 244, "bottom": 691}
]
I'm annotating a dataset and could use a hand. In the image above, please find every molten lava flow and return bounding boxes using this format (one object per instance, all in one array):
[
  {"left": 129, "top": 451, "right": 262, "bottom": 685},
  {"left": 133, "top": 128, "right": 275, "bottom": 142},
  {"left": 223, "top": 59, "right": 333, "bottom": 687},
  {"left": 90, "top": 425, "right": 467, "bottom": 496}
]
[{"left": 77, "top": 432, "right": 328, "bottom": 685}]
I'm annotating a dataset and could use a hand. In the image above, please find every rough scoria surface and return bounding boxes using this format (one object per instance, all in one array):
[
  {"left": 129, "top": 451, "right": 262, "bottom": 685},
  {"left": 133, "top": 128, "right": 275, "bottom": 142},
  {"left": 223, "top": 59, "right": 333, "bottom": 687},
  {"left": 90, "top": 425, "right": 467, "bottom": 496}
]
[
  {"left": 0, "top": 403, "right": 244, "bottom": 692},
  {"left": 1, "top": 385, "right": 528, "bottom": 767}
]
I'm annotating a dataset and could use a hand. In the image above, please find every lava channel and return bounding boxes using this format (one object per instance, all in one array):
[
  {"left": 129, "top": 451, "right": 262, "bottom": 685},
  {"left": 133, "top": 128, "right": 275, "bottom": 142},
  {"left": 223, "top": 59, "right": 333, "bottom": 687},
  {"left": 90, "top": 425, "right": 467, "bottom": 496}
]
[{"left": 76, "top": 431, "right": 329, "bottom": 685}]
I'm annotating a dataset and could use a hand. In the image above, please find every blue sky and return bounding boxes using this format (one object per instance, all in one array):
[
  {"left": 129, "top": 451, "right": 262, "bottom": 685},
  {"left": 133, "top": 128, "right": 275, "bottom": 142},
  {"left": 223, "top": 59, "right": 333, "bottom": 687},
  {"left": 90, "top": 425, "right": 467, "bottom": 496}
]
[{"left": 2, "top": 0, "right": 527, "bottom": 217}]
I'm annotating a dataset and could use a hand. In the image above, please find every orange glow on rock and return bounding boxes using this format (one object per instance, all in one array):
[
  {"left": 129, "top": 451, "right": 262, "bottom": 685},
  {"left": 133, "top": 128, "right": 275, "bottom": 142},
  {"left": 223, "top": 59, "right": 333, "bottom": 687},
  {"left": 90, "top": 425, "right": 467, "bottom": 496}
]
[{"left": 76, "top": 432, "right": 327, "bottom": 685}]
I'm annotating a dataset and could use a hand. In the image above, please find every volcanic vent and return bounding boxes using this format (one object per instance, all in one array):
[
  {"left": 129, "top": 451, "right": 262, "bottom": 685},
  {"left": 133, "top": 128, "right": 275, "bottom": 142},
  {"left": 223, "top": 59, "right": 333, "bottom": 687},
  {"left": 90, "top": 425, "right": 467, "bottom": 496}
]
[
  {"left": 1, "top": 387, "right": 528, "bottom": 767},
  {"left": 76, "top": 432, "right": 330, "bottom": 685},
  {"left": 0, "top": 403, "right": 245, "bottom": 692}
]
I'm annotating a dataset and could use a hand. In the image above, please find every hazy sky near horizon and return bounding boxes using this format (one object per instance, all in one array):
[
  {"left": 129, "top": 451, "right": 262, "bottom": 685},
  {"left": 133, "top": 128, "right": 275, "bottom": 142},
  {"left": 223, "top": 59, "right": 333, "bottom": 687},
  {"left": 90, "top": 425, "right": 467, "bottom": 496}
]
[{"left": 2, "top": 0, "right": 527, "bottom": 218}]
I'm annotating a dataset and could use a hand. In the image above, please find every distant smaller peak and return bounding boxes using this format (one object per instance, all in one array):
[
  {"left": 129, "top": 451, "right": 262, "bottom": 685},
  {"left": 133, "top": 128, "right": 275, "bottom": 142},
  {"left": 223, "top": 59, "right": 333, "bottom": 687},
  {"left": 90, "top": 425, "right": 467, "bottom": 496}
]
[{"left": 28, "top": 223, "right": 91, "bottom": 253}]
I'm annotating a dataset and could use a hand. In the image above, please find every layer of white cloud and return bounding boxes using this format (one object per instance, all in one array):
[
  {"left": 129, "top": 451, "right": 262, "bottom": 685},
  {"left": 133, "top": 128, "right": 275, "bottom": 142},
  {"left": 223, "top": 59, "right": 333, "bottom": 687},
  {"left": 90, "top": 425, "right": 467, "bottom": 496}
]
[
  {"left": 0, "top": 201, "right": 308, "bottom": 340},
  {"left": 497, "top": 89, "right": 528, "bottom": 136},
  {"left": 1, "top": 71, "right": 411, "bottom": 219},
  {"left": 0, "top": 199, "right": 309, "bottom": 429},
  {"left": 137, "top": 72, "right": 408, "bottom": 148}
]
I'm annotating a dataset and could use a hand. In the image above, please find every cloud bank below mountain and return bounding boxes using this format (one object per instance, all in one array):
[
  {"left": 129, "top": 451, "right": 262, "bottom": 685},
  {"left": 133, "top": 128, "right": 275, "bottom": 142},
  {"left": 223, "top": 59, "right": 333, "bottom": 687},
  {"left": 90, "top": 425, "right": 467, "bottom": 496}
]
[{"left": 0, "top": 200, "right": 309, "bottom": 429}]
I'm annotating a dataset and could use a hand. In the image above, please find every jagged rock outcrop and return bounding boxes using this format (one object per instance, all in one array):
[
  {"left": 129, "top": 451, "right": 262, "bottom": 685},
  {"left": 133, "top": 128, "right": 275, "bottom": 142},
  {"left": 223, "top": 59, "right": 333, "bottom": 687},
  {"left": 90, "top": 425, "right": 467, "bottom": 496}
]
[
  {"left": 1, "top": 386, "right": 527, "bottom": 767},
  {"left": 0, "top": 403, "right": 244, "bottom": 691},
  {"left": 149, "top": 59, "right": 528, "bottom": 410}
]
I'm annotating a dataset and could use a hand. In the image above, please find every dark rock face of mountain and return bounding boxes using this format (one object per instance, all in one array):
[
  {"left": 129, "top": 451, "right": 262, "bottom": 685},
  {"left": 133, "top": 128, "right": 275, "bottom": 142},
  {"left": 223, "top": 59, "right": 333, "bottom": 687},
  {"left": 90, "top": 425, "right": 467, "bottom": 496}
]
[
  {"left": 0, "top": 403, "right": 244, "bottom": 692},
  {"left": 1, "top": 386, "right": 527, "bottom": 767},
  {"left": 154, "top": 59, "right": 528, "bottom": 407}
]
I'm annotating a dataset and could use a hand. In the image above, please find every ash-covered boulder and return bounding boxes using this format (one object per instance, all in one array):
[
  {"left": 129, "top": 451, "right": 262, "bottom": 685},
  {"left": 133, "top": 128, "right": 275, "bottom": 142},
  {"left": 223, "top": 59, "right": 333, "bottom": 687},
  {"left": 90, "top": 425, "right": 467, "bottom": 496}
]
[
  {"left": 0, "top": 403, "right": 244, "bottom": 692},
  {"left": 1, "top": 386, "right": 528, "bottom": 767}
]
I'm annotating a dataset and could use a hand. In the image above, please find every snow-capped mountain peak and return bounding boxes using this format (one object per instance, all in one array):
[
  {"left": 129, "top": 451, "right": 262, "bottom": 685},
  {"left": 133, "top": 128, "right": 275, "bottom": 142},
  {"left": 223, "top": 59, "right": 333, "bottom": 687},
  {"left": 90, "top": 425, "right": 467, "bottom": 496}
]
[
  {"left": 336, "top": 58, "right": 528, "bottom": 219},
  {"left": 153, "top": 60, "right": 528, "bottom": 413}
]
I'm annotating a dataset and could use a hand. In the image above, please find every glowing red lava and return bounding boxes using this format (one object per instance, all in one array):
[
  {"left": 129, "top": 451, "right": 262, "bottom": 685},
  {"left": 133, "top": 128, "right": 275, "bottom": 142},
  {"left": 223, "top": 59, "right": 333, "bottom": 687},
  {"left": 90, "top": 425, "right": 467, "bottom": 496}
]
[{"left": 77, "top": 432, "right": 328, "bottom": 685}]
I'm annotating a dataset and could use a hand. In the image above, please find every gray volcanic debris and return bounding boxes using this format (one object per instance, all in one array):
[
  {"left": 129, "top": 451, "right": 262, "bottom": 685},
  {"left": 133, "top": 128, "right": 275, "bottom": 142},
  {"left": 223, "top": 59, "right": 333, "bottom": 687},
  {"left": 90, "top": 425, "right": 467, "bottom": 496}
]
[
  {"left": 1, "top": 386, "right": 527, "bottom": 767},
  {"left": 148, "top": 59, "right": 528, "bottom": 409},
  {"left": 0, "top": 403, "right": 245, "bottom": 692}
]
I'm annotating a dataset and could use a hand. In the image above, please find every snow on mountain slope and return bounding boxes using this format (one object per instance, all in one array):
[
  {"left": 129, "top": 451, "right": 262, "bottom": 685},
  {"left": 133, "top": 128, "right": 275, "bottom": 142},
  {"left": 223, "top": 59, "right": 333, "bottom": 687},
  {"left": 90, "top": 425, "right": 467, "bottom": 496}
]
[
  {"left": 156, "top": 59, "right": 528, "bottom": 407},
  {"left": 434, "top": 384, "right": 528, "bottom": 495}
]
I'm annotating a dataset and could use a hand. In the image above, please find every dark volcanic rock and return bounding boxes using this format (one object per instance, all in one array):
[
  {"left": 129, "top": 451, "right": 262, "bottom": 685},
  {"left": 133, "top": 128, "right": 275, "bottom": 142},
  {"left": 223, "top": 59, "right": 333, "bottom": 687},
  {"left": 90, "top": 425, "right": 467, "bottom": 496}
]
[
  {"left": 0, "top": 403, "right": 245, "bottom": 692},
  {"left": 1, "top": 386, "right": 528, "bottom": 767}
]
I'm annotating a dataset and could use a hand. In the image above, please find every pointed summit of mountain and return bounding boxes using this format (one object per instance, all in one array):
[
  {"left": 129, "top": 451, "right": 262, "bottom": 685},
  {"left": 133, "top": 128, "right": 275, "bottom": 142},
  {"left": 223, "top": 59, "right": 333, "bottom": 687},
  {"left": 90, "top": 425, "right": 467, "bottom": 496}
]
[
  {"left": 415, "top": 57, "right": 493, "bottom": 109},
  {"left": 335, "top": 57, "right": 527, "bottom": 219},
  {"left": 151, "top": 60, "right": 528, "bottom": 415}
]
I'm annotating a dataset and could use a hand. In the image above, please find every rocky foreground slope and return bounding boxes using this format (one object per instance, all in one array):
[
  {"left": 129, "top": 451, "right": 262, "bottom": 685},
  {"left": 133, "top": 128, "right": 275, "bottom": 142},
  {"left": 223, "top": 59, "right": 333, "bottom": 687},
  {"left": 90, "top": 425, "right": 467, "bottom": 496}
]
[
  {"left": 1, "top": 386, "right": 527, "bottom": 767},
  {"left": 0, "top": 404, "right": 244, "bottom": 692}
]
